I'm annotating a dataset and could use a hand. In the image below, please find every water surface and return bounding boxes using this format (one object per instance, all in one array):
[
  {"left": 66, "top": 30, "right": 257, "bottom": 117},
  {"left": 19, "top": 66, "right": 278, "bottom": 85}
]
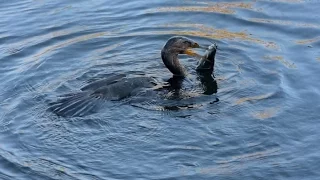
[{"left": 1, "top": 0, "right": 320, "bottom": 179}]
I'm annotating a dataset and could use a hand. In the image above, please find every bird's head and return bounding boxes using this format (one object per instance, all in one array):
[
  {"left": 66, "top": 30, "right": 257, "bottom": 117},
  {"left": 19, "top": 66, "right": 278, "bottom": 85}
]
[
  {"left": 162, "top": 36, "right": 202, "bottom": 57},
  {"left": 161, "top": 36, "right": 206, "bottom": 76}
]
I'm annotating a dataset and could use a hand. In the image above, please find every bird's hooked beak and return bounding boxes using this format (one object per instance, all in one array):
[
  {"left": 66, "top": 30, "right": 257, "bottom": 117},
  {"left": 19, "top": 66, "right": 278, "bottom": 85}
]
[{"left": 184, "top": 42, "right": 206, "bottom": 59}]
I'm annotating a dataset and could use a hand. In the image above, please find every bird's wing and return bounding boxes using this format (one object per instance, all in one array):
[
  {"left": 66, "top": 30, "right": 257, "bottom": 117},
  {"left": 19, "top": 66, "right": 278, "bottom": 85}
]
[
  {"left": 48, "top": 91, "right": 103, "bottom": 117},
  {"left": 80, "top": 74, "right": 126, "bottom": 91}
]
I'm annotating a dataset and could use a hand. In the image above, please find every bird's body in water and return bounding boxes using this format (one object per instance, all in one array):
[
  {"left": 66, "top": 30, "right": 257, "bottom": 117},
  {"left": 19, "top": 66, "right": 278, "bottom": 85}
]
[
  {"left": 49, "top": 36, "right": 217, "bottom": 117},
  {"left": 80, "top": 75, "right": 156, "bottom": 100}
]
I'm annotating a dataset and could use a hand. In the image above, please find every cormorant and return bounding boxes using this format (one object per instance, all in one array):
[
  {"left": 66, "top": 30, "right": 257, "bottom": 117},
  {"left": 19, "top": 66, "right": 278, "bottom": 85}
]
[{"left": 49, "top": 36, "right": 217, "bottom": 117}]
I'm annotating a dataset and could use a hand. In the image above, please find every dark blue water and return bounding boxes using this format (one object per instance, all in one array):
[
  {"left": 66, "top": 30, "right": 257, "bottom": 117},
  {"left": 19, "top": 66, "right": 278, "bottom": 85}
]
[{"left": 1, "top": 0, "right": 320, "bottom": 179}]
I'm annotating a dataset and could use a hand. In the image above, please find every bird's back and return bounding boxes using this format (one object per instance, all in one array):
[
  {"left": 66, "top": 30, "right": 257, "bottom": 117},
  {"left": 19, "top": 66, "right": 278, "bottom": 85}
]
[{"left": 49, "top": 76, "right": 156, "bottom": 117}]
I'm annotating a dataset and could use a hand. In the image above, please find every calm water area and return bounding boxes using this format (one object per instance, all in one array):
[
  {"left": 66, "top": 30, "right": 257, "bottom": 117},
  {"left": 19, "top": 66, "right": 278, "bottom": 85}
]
[{"left": 0, "top": 0, "right": 320, "bottom": 179}]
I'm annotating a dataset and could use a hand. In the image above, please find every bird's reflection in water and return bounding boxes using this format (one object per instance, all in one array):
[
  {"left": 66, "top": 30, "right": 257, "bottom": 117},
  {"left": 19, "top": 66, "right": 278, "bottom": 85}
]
[{"left": 157, "top": 71, "right": 218, "bottom": 111}]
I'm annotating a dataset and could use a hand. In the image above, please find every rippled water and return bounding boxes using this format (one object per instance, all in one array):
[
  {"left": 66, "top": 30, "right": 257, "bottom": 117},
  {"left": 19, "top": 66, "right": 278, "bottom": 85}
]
[{"left": 1, "top": 0, "right": 320, "bottom": 179}]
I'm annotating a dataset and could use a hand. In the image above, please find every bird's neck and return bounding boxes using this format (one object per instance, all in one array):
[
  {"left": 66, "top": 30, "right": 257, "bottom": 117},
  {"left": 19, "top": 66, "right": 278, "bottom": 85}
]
[{"left": 161, "top": 49, "right": 187, "bottom": 77}]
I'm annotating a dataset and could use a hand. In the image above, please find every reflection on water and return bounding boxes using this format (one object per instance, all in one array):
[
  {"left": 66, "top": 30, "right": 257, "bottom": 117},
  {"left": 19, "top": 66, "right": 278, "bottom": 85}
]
[
  {"left": 296, "top": 36, "right": 320, "bottom": 44},
  {"left": 269, "top": 0, "right": 304, "bottom": 3},
  {"left": 128, "top": 72, "right": 218, "bottom": 112},
  {"left": 235, "top": 93, "right": 274, "bottom": 105},
  {"left": 150, "top": 2, "right": 253, "bottom": 14},
  {"left": 264, "top": 55, "right": 296, "bottom": 69},
  {"left": 249, "top": 18, "right": 320, "bottom": 29},
  {"left": 1, "top": 0, "right": 320, "bottom": 179},
  {"left": 252, "top": 107, "right": 279, "bottom": 120},
  {"left": 30, "top": 32, "right": 109, "bottom": 67},
  {"left": 180, "top": 147, "right": 281, "bottom": 176},
  {"left": 159, "top": 23, "right": 279, "bottom": 49}
]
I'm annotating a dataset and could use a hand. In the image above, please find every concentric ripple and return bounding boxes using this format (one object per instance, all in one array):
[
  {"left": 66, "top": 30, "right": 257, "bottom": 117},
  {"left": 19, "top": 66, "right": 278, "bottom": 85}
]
[{"left": 0, "top": 0, "right": 319, "bottom": 179}]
